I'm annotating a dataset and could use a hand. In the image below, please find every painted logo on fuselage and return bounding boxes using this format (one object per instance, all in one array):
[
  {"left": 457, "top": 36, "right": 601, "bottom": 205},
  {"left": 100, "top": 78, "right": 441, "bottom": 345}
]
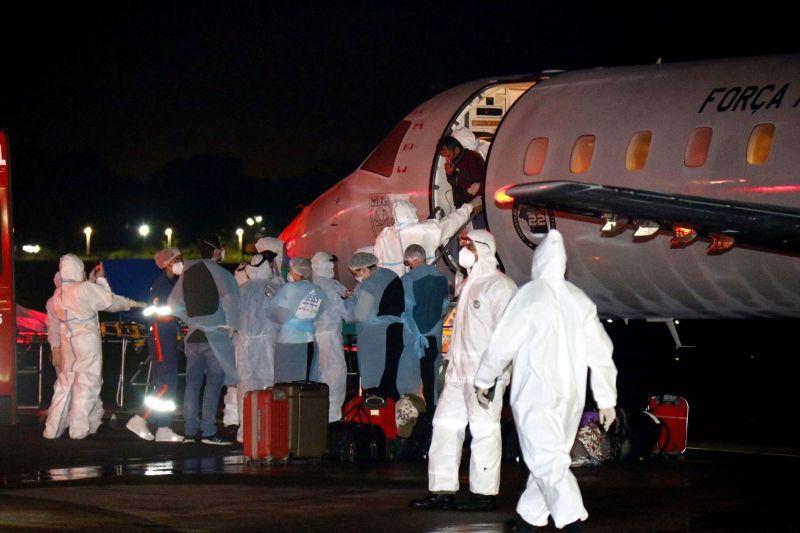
[
  {"left": 369, "top": 193, "right": 394, "bottom": 237},
  {"left": 512, "top": 204, "right": 555, "bottom": 250}
]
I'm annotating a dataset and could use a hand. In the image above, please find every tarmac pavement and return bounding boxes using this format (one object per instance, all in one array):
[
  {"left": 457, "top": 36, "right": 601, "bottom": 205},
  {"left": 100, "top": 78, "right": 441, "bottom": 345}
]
[{"left": 1, "top": 413, "right": 798, "bottom": 532}]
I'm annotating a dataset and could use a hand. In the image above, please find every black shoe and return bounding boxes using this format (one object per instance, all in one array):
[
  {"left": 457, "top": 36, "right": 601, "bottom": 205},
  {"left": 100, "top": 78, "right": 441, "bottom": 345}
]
[
  {"left": 409, "top": 493, "right": 457, "bottom": 511},
  {"left": 456, "top": 493, "right": 496, "bottom": 512},
  {"left": 563, "top": 520, "right": 584, "bottom": 533},
  {"left": 220, "top": 425, "right": 239, "bottom": 439},
  {"left": 504, "top": 518, "right": 537, "bottom": 532},
  {"left": 201, "top": 434, "right": 234, "bottom": 446}
]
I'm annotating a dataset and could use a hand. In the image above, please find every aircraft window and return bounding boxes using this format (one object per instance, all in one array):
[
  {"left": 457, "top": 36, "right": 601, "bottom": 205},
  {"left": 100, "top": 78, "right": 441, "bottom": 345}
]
[
  {"left": 523, "top": 137, "right": 549, "bottom": 176},
  {"left": 361, "top": 120, "right": 412, "bottom": 178},
  {"left": 626, "top": 131, "right": 652, "bottom": 171},
  {"left": 747, "top": 124, "right": 775, "bottom": 165},
  {"left": 570, "top": 135, "right": 596, "bottom": 174},
  {"left": 685, "top": 127, "right": 712, "bottom": 168}
]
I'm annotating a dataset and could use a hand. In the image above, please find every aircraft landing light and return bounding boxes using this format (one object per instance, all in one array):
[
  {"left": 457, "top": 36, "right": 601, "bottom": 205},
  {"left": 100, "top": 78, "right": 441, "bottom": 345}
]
[
  {"left": 707, "top": 233, "right": 735, "bottom": 255},
  {"left": 601, "top": 213, "right": 627, "bottom": 236},
  {"left": 494, "top": 186, "right": 515, "bottom": 206},
  {"left": 671, "top": 226, "right": 698, "bottom": 248},
  {"left": 601, "top": 213, "right": 618, "bottom": 234},
  {"left": 633, "top": 220, "right": 659, "bottom": 239}
]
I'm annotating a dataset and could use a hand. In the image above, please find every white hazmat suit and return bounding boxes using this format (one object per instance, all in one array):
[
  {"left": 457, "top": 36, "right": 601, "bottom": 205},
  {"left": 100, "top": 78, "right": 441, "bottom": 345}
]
[
  {"left": 374, "top": 200, "right": 474, "bottom": 276},
  {"left": 257, "top": 237, "right": 288, "bottom": 286},
  {"left": 427, "top": 230, "right": 517, "bottom": 496},
  {"left": 44, "top": 255, "right": 135, "bottom": 439},
  {"left": 311, "top": 251, "right": 351, "bottom": 422},
  {"left": 452, "top": 127, "right": 490, "bottom": 160},
  {"left": 45, "top": 272, "right": 62, "bottom": 375},
  {"left": 475, "top": 230, "right": 617, "bottom": 529},
  {"left": 235, "top": 253, "right": 280, "bottom": 441}
]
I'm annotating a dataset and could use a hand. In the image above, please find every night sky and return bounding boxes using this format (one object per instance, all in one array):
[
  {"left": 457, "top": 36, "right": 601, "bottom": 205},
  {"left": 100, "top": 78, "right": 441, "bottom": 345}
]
[{"left": 2, "top": 3, "right": 796, "bottom": 252}]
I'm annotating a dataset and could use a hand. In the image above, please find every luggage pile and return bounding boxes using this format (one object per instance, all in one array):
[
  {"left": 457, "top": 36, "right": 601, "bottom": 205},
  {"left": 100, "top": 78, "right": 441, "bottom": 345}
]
[{"left": 242, "top": 381, "right": 330, "bottom": 464}]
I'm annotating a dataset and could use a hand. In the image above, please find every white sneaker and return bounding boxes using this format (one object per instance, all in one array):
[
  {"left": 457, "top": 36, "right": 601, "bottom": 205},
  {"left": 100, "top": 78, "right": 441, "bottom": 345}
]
[
  {"left": 155, "top": 427, "right": 185, "bottom": 443},
  {"left": 126, "top": 415, "right": 155, "bottom": 441}
]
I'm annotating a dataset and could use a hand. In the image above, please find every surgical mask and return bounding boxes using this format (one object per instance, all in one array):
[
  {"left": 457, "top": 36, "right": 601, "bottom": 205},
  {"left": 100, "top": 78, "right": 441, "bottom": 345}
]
[
  {"left": 170, "top": 261, "right": 184, "bottom": 276},
  {"left": 217, "top": 248, "right": 226, "bottom": 262},
  {"left": 458, "top": 248, "right": 477, "bottom": 269}
]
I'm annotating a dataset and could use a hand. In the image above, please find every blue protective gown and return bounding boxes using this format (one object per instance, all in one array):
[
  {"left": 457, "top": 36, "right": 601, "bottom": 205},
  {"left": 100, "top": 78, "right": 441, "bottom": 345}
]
[
  {"left": 167, "top": 259, "right": 240, "bottom": 385},
  {"left": 401, "top": 264, "right": 450, "bottom": 409},
  {"left": 268, "top": 279, "right": 327, "bottom": 383},
  {"left": 345, "top": 268, "right": 405, "bottom": 398}
]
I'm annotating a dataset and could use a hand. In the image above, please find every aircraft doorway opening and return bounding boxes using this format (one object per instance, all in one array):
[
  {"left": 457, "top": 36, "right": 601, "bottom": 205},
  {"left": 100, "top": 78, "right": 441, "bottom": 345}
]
[{"left": 431, "top": 81, "right": 536, "bottom": 267}]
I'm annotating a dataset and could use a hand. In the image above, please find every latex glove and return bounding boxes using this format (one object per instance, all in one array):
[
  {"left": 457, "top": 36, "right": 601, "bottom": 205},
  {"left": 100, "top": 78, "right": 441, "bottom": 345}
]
[
  {"left": 51, "top": 346, "right": 62, "bottom": 372},
  {"left": 221, "top": 325, "right": 237, "bottom": 338},
  {"left": 129, "top": 300, "right": 148, "bottom": 309},
  {"left": 475, "top": 387, "right": 491, "bottom": 408},
  {"left": 467, "top": 196, "right": 483, "bottom": 216},
  {"left": 467, "top": 183, "right": 481, "bottom": 196},
  {"left": 598, "top": 407, "right": 617, "bottom": 431}
]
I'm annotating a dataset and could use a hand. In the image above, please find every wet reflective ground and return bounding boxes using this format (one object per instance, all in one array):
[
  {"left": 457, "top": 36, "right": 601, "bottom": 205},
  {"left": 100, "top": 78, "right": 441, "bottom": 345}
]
[{"left": 1, "top": 414, "right": 798, "bottom": 532}]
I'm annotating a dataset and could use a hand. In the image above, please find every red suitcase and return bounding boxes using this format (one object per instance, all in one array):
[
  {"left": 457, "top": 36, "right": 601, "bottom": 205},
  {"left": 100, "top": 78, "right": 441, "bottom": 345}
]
[
  {"left": 344, "top": 395, "right": 398, "bottom": 440},
  {"left": 243, "top": 388, "right": 290, "bottom": 463},
  {"left": 647, "top": 395, "right": 689, "bottom": 455}
]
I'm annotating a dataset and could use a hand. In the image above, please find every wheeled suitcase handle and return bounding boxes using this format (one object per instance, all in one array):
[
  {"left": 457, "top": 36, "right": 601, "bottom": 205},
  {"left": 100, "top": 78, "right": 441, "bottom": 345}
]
[{"left": 291, "top": 380, "right": 324, "bottom": 393}]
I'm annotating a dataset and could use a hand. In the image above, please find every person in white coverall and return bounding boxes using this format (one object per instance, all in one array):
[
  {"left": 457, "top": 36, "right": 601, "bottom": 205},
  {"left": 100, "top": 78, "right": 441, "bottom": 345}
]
[
  {"left": 44, "top": 254, "right": 143, "bottom": 440},
  {"left": 452, "top": 127, "right": 490, "bottom": 161},
  {"left": 226, "top": 237, "right": 286, "bottom": 430},
  {"left": 45, "top": 272, "right": 63, "bottom": 376},
  {"left": 474, "top": 230, "right": 617, "bottom": 533},
  {"left": 234, "top": 249, "right": 280, "bottom": 443},
  {"left": 411, "top": 229, "right": 517, "bottom": 512},
  {"left": 311, "top": 251, "right": 351, "bottom": 422},
  {"left": 374, "top": 199, "right": 479, "bottom": 276}
]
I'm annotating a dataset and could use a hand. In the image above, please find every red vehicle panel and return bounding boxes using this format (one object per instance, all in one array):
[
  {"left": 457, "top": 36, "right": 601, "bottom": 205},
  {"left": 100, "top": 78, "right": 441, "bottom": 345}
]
[{"left": 0, "top": 131, "right": 15, "bottom": 424}]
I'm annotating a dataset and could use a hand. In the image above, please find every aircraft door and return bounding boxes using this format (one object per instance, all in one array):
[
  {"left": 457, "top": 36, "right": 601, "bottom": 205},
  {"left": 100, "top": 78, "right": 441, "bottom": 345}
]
[{"left": 430, "top": 81, "right": 536, "bottom": 267}]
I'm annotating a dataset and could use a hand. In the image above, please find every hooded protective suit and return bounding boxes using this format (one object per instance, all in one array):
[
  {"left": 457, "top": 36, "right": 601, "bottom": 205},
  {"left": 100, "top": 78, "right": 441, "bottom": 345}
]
[
  {"left": 311, "top": 252, "right": 351, "bottom": 422},
  {"left": 268, "top": 278, "right": 327, "bottom": 383},
  {"left": 452, "top": 127, "right": 490, "bottom": 160},
  {"left": 427, "top": 230, "right": 517, "bottom": 495},
  {"left": 256, "top": 237, "right": 288, "bottom": 286},
  {"left": 235, "top": 255, "right": 280, "bottom": 440},
  {"left": 374, "top": 200, "right": 474, "bottom": 276},
  {"left": 474, "top": 229, "right": 617, "bottom": 528},
  {"left": 46, "top": 272, "right": 62, "bottom": 374},
  {"left": 44, "top": 254, "right": 132, "bottom": 439}
]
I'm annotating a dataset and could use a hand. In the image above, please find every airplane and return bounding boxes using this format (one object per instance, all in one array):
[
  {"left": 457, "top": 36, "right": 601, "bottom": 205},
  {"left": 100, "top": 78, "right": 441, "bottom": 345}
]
[{"left": 279, "top": 53, "right": 800, "bottom": 324}]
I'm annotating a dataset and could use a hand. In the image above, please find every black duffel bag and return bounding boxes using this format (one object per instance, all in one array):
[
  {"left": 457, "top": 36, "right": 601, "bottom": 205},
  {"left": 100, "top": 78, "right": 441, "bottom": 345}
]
[{"left": 327, "top": 404, "right": 387, "bottom": 463}]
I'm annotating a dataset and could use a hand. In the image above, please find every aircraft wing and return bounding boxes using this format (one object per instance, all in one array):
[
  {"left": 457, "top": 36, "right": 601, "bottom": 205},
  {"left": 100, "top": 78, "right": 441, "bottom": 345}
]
[{"left": 504, "top": 180, "right": 800, "bottom": 255}]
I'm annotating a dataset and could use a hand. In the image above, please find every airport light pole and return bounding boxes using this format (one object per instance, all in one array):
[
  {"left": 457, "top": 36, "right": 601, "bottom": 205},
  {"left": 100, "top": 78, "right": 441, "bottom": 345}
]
[
  {"left": 165, "top": 227, "right": 173, "bottom": 248},
  {"left": 83, "top": 226, "right": 92, "bottom": 256},
  {"left": 236, "top": 228, "right": 244, "bottom": 260}
]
